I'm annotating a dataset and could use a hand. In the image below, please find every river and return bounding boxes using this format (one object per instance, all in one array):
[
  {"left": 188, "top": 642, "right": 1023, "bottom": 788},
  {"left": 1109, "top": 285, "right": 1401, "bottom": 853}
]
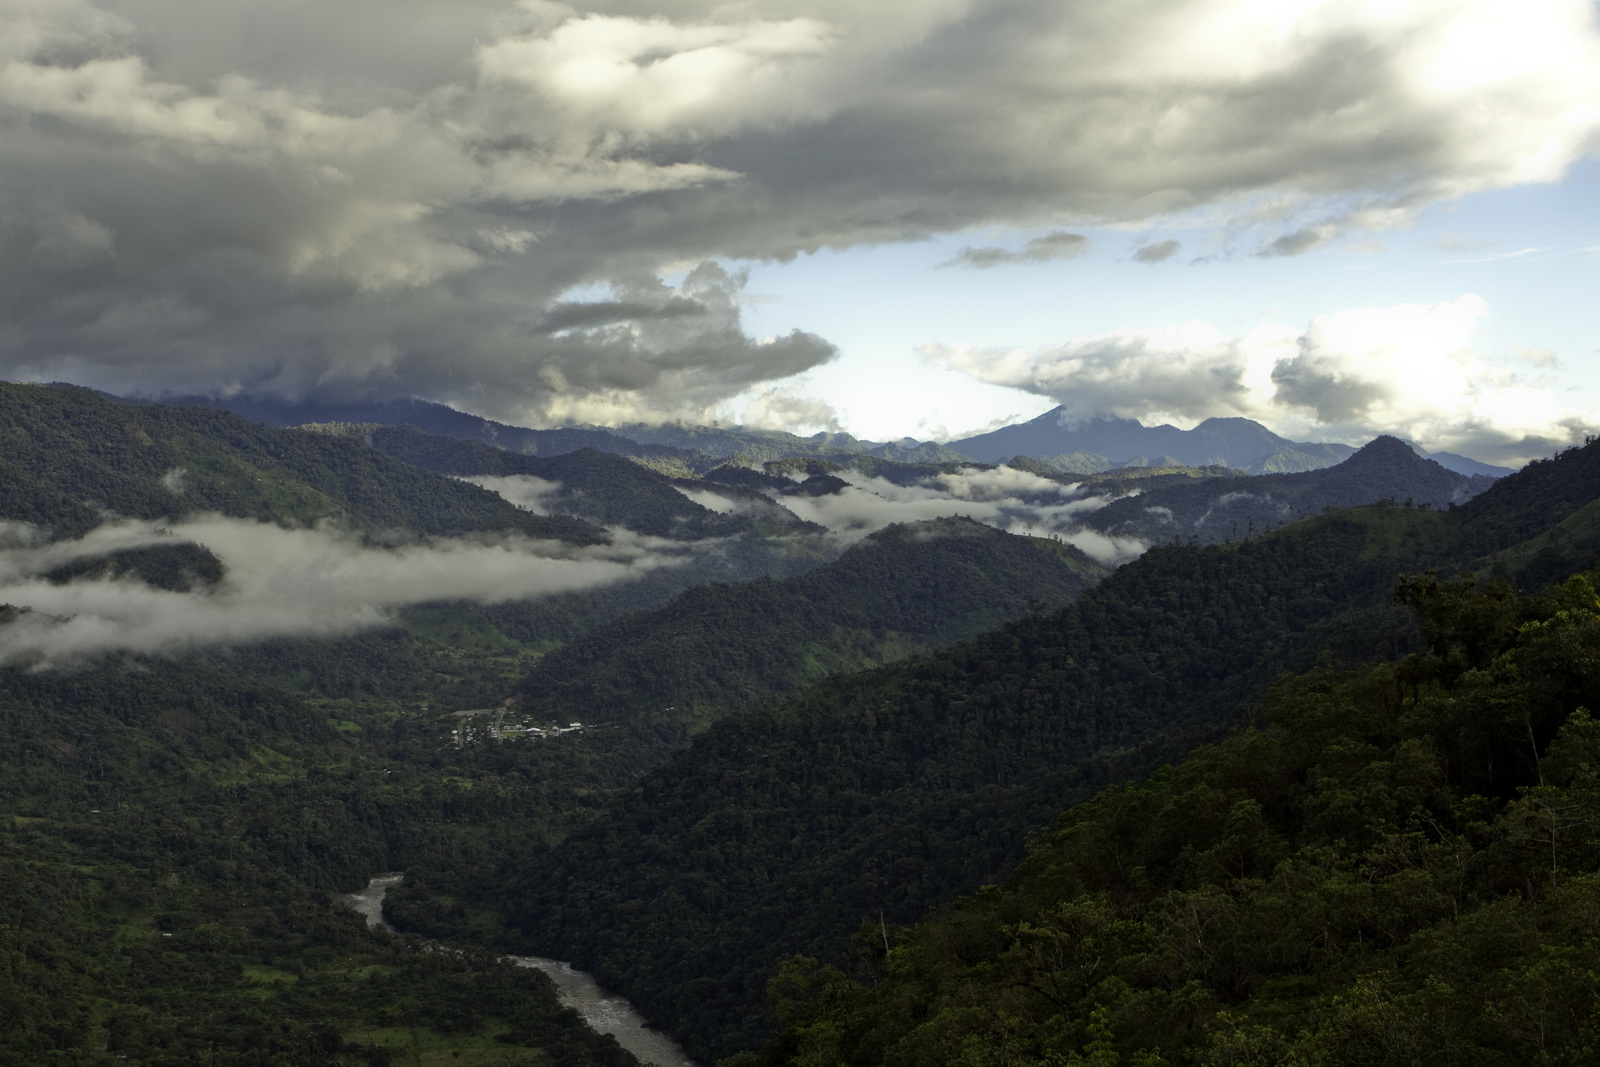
[{"left": 337, "top": 874, "right": 698, "bottom": 1067}]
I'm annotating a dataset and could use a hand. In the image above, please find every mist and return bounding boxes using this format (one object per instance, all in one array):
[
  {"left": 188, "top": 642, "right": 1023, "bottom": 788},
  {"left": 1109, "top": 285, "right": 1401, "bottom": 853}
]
[
  {"left": 0, "top": 514, "right": 680, "bottom": 667},
  {"left": 687, "top": 465, "right": 1150, "bottom": 565}
]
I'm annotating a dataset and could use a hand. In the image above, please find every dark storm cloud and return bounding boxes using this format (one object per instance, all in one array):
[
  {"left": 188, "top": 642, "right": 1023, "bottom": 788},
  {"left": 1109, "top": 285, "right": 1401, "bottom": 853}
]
[
  {"left": 0, "top": 0, "right": 1596, "bottom": 423},
  {"left": 536, "top": 298, "right": 707, "bottom": 334}
]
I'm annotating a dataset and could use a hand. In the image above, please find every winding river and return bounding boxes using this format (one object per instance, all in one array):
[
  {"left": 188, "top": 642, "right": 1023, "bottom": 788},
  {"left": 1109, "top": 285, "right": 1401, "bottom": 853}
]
[{"left": 338, "top": 874, "right": 698, "bottom": 1067}]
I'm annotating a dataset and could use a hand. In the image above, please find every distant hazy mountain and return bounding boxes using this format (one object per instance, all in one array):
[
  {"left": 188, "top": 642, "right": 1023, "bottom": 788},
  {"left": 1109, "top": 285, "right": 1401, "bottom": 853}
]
[
  {"left": 1407, "top": 449, "right": 1517, "bottom": 478},
  {"left": 1085, "top": 435, "right": 1495, "bottom": 545},
  {"left": 613, "top": 422, "right": 876, "bottom": 462},
  {"left": 128, "top": 393, "right": 720, "bottom": 472},
  {"left": 136, "top": 394, "right": 986, "bottom": 471},
  {"left": 120, "top": 391, "right": 1518, "bottom": 480},
  {"left": 949, "top": 410, "right": 1356, "bottom": 472},
  {"left": 863, "top": 438, "right": 977, "bottom": 464},
  {"left": 360, "top": 424, "right": 782, "bottom": 540},
  {"left": 950, "top": 407, "right": 1519, "bottom": 478}
]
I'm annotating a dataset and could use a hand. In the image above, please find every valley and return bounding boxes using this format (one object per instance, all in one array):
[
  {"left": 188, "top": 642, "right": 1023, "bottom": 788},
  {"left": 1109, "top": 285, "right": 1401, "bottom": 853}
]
[{"left": 1, "top": 385, "right": 1597, "bottom": 1065}]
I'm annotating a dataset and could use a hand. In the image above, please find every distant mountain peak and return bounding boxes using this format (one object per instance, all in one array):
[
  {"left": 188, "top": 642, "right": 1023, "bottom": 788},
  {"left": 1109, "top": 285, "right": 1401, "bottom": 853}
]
[
  {"left": 1345, "top": 434, "right": 1434, "bottom": 467},
  {"left": 1355, "top": 433, "right": 1417, "bottom": 453},
  {"left": 950, "top": 406, "right": 1356, "bottom": 473}
]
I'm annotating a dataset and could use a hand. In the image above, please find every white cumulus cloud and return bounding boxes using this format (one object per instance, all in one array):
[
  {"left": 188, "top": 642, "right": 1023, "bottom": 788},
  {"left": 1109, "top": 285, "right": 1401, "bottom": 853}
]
[
  {"left": 0, "top": 515, "right": 679, "bottom": 667},
  {"left": 924, "top": 293, "right": 1596, "bottom": 463},
  {"left": 0, "top": 0, "right": 1597, "bottom": 423}
]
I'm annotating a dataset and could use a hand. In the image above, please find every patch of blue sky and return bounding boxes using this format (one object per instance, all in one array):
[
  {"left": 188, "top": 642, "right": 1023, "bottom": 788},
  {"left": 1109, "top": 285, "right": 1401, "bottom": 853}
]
[{"left": 732, "top": 160, "right": 1599, "bottom": 446}]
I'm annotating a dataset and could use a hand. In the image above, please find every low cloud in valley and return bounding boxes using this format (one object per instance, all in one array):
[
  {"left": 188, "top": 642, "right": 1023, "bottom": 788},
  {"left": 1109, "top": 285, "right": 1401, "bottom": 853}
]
[{"left": 0, "top": 515, "right": 680, "bottom": 667}]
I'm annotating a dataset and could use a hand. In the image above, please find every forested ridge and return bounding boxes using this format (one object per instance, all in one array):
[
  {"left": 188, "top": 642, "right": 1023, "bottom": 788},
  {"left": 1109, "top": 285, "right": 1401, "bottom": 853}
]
[
  {"left": 5, "top": 387, "right": 1599, "bottom": 1066},
  {"left": 0, "top": 653, "right": 650, "bottom": 1065},
  {"left": 507, "top": 507, "right": 1447, "bottom": 1060},
  {"left": 1085, "top": 436, "right": 1492, "bottom": 545},
  {"left": 364, "top": 426, "right": 757, "bottom": 539},
  {"left": 741, "top": 567, "right": 1600, "bottom": 1065},
  {"left": 514, "top": 518, "right": 1104, "bottom": 728},
  {"left": 1, "top": 390, "right": 1124, "bottom": 1063},
  {"left": 0, "top": 383, "right": 602, "bottom": 543},
  {"left": 507, "top": 439, "right": 1600, "bottom": 1063}
]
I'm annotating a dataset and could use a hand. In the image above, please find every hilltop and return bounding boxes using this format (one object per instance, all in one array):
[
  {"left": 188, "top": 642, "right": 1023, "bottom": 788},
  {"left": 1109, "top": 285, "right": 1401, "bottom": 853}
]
[{"left": 1084, "top": 435, "right": 1495, "bottom": 545}]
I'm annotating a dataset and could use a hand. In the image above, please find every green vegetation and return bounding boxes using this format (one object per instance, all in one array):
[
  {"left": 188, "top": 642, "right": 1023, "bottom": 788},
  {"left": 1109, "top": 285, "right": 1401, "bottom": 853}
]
[
  {"left": 0, "top": 383, "right": 603, "bottom": 543},
  {"left": 742, "top": 569, "right": 1600, "bottom": 1066},
  {"left": 42, "top": 542, "right": 226, "bottom": 591},
  {"left": 6, "top": 390, "right": 1598, "bottom": 1067},
  {"left": 507, "top": 506, "right": 1456, "bottom": 1061},
  {"left": 0, "top": 389, "right": 1121, "bottom": 1062},
  {"left": 367, "top": 426, "right": 757, "bottom": 539},
  {"left": 0, "top": 654, "right": 643, "bottom": 1065},
  {"left": 514, "top": 518, "right": 1105, "bottom": 729},
  {"left": 505, "top": 439, "right": 1600, "bottom": 1063},
  {"left": 1083, "top": 436, "right": 1491, "bottom": 546}
]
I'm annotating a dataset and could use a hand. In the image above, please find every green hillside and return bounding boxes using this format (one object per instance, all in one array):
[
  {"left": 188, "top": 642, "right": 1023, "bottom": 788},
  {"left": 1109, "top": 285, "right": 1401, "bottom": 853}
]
[
  {"left": 5, "top": 390, "right": 1595, "bottom": 1066},
  {"left": 743, "top": 568, "right": 1600, "bottom": 1066},
  {"left": 507, "top": 507, "right": 1455, "bottom": 1060},
  {"left": 0, "top": 654, "right": 643, "bottom": 1066},
  {"left": 514, "top": 517, "right": 1106, "bottom": 730},
  {"left": 505, "top": 438, "right": 1600, "bottom": 1063},
  {"left": 1084, "top": 436, "right": 1491, "bottom": 546},
  {"left": 0, "top": 383, "right": 602, "bottom": 544}
]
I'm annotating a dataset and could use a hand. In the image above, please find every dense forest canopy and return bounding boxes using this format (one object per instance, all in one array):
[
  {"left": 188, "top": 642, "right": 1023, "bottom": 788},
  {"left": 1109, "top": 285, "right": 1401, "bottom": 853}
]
[
  {"left": 2, "top": 387, "right": 1596, "bottom": 1066},
  {"left": 506, "top": 439, "right": 1600, "bottom": 1062},
  {"left": 739, "top": 567, "right": 1600, "bottom": 1066},
  {"left": 0, "top": 383, "right": 603, "bottom": 543}
]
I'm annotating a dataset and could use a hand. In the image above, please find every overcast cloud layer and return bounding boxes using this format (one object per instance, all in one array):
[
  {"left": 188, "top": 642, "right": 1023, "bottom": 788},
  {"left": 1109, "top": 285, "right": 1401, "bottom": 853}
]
[{"left": 2, "top": 0, "right": 1598, "bottom": 427}]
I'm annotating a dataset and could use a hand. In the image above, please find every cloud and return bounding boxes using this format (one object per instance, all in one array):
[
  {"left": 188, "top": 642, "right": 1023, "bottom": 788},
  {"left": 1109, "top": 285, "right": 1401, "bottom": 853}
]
[
  {"left": 1133, "top": 239, "right": 1181, "bottom": 263},
  {"left": 1, "top": 0, "right": 1598, "bottom": 419},
  {"left": 1515, "top": 347, "right": 1559, "bottom": 369},
  {"left": 734, "top": 380, "right": 843, "bottom": 433},
  {"left": 1, "top": 462, "right": 1155, "bottom": 664},
  {"left": 925, "top": 294, "right": 1599, "bottom": 464},
  {"left": 1261, "top": 224, "right": 1340, "bottom": 258},
  {"left": 1432, "top": 230, "right": 1487, "bottom": 253},
  {"left": 0, "top": 514, "right": 687, "bottom": 667},
  {"left": 925, "top": 322, "right": 1279, "bottom": 428},
  {"left": 770, "top": 468, "right": 1145, "bottom": 564},
  {"left": 944, "top": 231, "right": 1089, "bottom": 269},
  {"left": 460, "top": 475, "right": 563, "bottom": 515},
  {"left": 536, "top": 297, "right": 707, "bottom": 334},
  {"left": 1444, "top": 247, "right": 1552, "bottom": 265},
  {"left": 31, "top": 209, "right": 115, "bottom": 269}
]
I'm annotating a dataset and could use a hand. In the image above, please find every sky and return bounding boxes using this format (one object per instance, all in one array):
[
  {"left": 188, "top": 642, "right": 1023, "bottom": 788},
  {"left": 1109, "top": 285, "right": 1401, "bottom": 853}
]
[{"left": 1, "top": 0, "right": 1597, "bottom": 464}]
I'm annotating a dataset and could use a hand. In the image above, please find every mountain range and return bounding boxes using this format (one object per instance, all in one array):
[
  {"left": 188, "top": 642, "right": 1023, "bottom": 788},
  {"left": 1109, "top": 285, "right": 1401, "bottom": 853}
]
[
  {"left": 2, "top": 382, "right": 1590, "bottom": 1067},
  {"left": 113, "top": 390, "right": 1516, "bottom": 480},
  {"left": 503, "top": 436, "right": 1599, "bottom": 1062},
  {"left": 1082, "top": 435, "right": 1497, "bottom": 545},
  {"left": 948, "top": 408, "right": 1513, "bottom": 477}
]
